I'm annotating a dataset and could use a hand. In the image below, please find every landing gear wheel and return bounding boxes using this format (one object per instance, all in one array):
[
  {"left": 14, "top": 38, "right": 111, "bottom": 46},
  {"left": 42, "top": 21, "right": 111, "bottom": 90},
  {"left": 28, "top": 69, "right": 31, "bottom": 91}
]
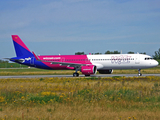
[
  {"left": 138, "top": 69, "right": 142, "bottom": 76},
  {"left": 73, "top": 72, "right": 79, "bottom": 77},
  {"left": 138, "top": 73, "right": 142, "bottom": 76}
]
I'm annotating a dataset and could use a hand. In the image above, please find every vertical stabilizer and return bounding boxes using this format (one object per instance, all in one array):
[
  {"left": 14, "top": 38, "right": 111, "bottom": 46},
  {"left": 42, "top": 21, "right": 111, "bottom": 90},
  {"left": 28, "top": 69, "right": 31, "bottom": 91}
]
[{"left": 12, "top": 35, "right": 33, "bottom": 57}]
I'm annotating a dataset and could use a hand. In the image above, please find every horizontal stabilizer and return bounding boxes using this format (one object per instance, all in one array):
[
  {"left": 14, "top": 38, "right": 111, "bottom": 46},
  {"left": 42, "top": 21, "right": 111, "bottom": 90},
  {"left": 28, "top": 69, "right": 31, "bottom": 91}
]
[{"left": 4, "top": 58, "right": 24, "bottom": 63}]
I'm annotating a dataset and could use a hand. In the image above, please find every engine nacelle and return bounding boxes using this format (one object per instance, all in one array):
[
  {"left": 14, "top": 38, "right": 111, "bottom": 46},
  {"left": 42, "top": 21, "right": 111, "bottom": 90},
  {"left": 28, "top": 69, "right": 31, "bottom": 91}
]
[
  {"left": 98, "top": 69, "right": 113, "bottom": 74},
  {"left": 81, "top": 65, "right": 97, "bottom": 75}
]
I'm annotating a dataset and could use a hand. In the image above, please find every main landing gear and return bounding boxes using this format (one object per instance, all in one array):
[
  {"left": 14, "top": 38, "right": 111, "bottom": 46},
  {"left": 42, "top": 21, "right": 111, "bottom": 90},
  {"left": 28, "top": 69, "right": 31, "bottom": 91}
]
[
  {"left": 72, "top": 67, "right": 91, "bottom": 77},
  {"left": 73, "top": 72, "right": 79, "bottom": 77},
  {"left": 73, "top": 67, "right": 80, "bottom": 77},
  {"left": 138, "top": 69, "right": 142, "bottom": 76}
]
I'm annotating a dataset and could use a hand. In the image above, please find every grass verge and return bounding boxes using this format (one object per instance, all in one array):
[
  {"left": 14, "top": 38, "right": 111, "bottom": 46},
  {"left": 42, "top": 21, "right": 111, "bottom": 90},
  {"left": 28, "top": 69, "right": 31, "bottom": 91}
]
[{"left": 1, "top": 76, "right": 160, "bottom": 119}]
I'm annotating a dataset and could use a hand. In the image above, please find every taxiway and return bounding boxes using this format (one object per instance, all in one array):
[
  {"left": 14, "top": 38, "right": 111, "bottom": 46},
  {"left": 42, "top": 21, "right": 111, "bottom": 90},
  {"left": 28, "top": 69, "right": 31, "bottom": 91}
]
[{"left": 0, "top": 74, "right": 160, "bottom": 79}]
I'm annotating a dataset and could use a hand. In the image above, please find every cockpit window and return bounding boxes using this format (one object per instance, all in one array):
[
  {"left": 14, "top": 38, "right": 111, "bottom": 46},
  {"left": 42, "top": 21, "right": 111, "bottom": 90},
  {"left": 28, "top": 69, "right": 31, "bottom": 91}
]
[{"left": 145, "top": 57, "right": 153, "bottom": 60}]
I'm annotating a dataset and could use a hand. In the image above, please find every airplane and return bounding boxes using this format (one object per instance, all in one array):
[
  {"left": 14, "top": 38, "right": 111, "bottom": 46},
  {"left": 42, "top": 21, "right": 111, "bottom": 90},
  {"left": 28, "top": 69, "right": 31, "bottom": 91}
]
[{"left": 6, "top": 35, "right": 158, "bottom": 77}]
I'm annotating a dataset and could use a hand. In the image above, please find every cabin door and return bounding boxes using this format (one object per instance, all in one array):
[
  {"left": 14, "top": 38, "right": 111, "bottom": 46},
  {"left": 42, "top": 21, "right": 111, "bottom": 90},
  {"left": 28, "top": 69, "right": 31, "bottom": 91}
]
[
  {"left": 30, "top": 57, "right": 34, "bottom": 65},
  {"left": 61, "top": 57, "right": 65, "bottom": 62},
  {"left": 135, "top": 55, "right": 140, "bottom": 64}
]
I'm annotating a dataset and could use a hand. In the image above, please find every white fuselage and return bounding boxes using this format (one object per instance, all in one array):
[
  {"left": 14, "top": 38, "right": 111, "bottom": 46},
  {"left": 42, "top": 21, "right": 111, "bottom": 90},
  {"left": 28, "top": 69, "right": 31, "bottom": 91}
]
[{"left": 87, "top": 54, "right": 158, "bottom": 70}]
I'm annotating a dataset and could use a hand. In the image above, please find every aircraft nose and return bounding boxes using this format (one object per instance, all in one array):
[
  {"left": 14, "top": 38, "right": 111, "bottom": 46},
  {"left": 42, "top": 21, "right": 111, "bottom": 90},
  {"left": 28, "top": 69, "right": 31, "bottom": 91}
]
[{"left": 154, "top": 60, "right": 159, "bottom": 67}]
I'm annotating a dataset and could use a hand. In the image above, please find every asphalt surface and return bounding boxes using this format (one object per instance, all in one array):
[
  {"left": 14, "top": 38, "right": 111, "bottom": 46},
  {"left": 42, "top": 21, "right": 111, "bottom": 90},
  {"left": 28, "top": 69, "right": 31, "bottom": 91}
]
[{"left": 0, "top": 74, "right": 160, "bottom": 78}]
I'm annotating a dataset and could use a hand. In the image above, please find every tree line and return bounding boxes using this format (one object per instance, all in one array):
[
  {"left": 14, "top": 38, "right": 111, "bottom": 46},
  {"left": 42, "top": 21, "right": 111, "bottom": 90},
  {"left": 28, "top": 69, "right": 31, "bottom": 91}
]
[
  {"left": 75, "top": 51, "right": 146, "bottom": 55},
  {"left": 75, "top": 48, "right": 160, "bottom": 60},
  {"left": 153, "top": 48, "right": 160, "bottom": 59},
  {"left": 0, "top": 60, "right": 9, "bottom": 63},
  {"left": 75, "top": 51, "right": 120, "bottom": 55}
]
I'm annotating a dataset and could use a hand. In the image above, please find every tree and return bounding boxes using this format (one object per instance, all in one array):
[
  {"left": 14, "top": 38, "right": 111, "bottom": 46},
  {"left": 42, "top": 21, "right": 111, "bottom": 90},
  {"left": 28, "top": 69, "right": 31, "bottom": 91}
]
[
  {"left": 113, "top": 51, "right": 120, "bottom": 54},
  {"left": 127, "top": 51, "right": 134, "bottom": 54},
  {"left": 0, "top": 59, "right": 9, "bottom": 63},
  {"left": 94, "top": 52, "right": 102, "bottom": 55},
  {"left": 105, "top": 50, "right": 111, "bottom": 54},
  {"left": 105, "top": 50, "right": 120, "bottom": 54},
  {"left": 75, "top": 52, "right": 85, "bottom": 55},
  {"left": 140, "top": 52, "right": 146, "bottom": 54},
  {"left": 153, "top": 48, "right": 160, "bottom": 59}
]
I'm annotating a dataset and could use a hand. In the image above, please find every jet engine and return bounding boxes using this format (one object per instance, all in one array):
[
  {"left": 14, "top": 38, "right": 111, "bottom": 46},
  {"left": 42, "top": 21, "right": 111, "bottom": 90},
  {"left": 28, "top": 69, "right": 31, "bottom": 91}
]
[
  {"left": 81, "top": 65, "right": 97, "bottom": 75},
  {"left": 98, "top": 69, "right": 113, "bottom": 74}
]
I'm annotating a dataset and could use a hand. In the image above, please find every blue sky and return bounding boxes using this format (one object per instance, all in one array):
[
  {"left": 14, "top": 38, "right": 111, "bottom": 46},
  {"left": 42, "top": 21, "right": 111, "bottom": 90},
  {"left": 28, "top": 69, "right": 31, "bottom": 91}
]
[{"left": 0, "top": 0, "right": 160, "bottom": 59}]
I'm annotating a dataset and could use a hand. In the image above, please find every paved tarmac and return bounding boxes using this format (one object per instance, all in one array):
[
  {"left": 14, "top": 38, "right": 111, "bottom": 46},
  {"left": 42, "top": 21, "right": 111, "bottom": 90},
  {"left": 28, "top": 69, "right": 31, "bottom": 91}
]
[{"left": 0, "top": 74, "right": 160, "bottom": 78}]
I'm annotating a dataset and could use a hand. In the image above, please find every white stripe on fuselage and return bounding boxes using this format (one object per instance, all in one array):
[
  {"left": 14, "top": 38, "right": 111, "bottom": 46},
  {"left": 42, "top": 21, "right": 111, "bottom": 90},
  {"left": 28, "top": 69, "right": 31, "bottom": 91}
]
[{"left": 87, "top": 54, "right": 158, "bottom": 70}]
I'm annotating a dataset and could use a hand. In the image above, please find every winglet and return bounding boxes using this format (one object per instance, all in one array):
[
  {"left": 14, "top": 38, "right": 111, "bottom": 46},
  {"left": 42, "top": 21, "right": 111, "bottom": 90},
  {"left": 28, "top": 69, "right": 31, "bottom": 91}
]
[{"left": 32, "top": 51, "right": 40, "bottom": 60}]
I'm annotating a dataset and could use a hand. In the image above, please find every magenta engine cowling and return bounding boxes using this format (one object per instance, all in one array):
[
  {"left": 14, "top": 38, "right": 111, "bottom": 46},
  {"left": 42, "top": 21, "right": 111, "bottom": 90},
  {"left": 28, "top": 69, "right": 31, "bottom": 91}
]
[{"left": 81, "top": 65, "right": 97, "bottom": 75}]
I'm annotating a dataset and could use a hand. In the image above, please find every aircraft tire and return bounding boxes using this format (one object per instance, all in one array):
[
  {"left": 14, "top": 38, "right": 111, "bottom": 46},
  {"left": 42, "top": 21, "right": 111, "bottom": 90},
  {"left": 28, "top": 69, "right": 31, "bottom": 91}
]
[
  {"left": 138, "top": 73, "right": 142, "bottom": 76},
  {"left": 73, "top": 73, "right": 79, "bottom": 77}
]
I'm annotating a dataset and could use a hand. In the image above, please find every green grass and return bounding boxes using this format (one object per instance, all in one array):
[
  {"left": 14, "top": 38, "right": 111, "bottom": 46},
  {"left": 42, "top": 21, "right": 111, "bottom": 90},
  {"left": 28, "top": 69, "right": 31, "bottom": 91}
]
[
  {"left": 0, "top": 62, "right": 28, "bottom": 68},
  {"left": 0, "top": 68, "right": 75, "bottom": 75}
]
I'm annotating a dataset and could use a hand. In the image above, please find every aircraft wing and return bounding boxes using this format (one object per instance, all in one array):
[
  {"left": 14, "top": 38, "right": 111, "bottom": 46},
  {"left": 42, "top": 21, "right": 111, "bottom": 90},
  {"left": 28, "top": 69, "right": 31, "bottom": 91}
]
[{"left": 38, "top": 60, "right": 86, "bottom": 67}]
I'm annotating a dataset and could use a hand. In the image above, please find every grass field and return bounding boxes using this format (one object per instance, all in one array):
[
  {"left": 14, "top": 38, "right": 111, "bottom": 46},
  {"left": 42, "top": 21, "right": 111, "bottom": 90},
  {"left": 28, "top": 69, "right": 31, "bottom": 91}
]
[
  {"left": 0, "top": 62, "right": 28, "bottom": 68},
  {"left": 0, "top": 68, "right": 74, "bottom": 76},
  {"left": 1, "top": 76, "right": 160, "bottom": 119},
  {"left": 0, "top": 66, "right": 160, "bottom": 76}
]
